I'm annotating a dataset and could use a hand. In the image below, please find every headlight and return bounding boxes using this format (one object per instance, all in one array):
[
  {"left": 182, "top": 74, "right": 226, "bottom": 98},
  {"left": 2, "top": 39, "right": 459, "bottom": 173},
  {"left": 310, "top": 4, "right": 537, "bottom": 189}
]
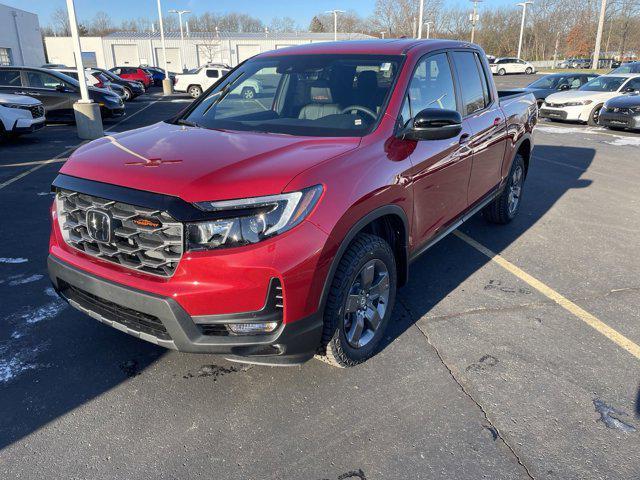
[{"left": 187, "top": 185, "right": 323, "bottom": 251}]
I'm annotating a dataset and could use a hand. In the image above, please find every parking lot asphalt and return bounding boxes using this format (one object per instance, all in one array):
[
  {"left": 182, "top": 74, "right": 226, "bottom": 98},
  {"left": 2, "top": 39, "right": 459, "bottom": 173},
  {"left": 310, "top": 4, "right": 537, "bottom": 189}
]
[{"left": 1, "top": 81, "right": 639, "bottom": 479}]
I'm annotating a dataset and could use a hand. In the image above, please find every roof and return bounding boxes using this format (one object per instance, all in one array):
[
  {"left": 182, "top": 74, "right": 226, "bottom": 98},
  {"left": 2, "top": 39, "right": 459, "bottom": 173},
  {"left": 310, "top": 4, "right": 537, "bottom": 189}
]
[
  {"left": 601, "top": 73, "right": 640, "bottom": 78},
  {"left": 104, "top": 31, "right": 374, "bottom": 41},
  {"left": 258, "top": 39, "right": 472, "bottom": 57}
]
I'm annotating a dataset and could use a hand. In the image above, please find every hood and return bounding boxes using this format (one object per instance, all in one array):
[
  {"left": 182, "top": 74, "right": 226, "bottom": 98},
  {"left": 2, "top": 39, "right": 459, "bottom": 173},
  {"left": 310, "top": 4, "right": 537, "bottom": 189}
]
[
  {"left": 545, "top": 90, "right": 617, "bottom": 103},
  {"left": 60, "top": 122, "right": 360, "bottom": 202},
  {"left": 605, "top": 93, "right": 640, "bottom": 108},
  {"left": 0, "top": 93, "right": 41, "bottom": 105}
]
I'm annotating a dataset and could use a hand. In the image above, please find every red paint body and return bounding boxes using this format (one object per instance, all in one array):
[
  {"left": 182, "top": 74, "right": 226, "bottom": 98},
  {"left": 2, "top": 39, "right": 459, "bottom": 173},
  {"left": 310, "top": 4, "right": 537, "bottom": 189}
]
[
  {"left": 110, "top": 67, "right": 153, "bottom": 88},
  {"left": 50, "top": 40, "right": 535, "bottom": 359}
]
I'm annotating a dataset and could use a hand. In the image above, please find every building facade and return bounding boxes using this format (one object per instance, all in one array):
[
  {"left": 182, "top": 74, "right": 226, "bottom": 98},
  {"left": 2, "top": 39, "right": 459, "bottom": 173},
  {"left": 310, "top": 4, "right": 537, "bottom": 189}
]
[
  {"left": 44, "top": 31, "right": 373, "bottom": 72},
  {"left": 0, "top": 3, "right": 45, "bottom": 66}
]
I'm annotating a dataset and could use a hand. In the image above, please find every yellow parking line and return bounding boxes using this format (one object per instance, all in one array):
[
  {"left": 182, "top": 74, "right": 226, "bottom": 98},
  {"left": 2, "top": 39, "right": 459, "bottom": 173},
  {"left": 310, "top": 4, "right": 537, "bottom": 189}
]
[{"left": 454, "top": 230, "right": 640, "bottom": 360}]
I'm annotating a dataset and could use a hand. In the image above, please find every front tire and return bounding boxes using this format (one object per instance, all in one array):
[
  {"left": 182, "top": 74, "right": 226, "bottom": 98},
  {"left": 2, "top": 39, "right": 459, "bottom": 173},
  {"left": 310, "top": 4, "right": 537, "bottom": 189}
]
[
  {"left": 242, "top": 87, "right": 256, "bottom": 99},
  {"left": 188, "top": 85, "right": 203, "bottom": 98},
  {"left": 525, "top": 67, "right": 533, "bottom": 75},
  {"left": 483, "top": 153, "right": 525, "bottom": 224},
  {"left": 588, "top": 104, "right": 604, "bottom": 126},
  {"left": 317, "top": 233, "right": 397, "bottom": 368},
  {"left": 498, "top": 68, "right": 506, "bottom": 76},
  {"left": 122, "top": 87, "right": 132, "bottom": 101}
]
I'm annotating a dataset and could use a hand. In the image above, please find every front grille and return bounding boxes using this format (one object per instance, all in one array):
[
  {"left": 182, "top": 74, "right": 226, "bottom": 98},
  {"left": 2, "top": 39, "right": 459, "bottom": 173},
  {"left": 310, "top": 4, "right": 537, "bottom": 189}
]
[
  {"left": 20, "top": 104, "right": 45, "bottom": 118},
  {"left": 59, "top": 281, "right": 170, "bottom": 340},
  {"left": 56, "top": 189, "right": 184, "bottom": 277}
]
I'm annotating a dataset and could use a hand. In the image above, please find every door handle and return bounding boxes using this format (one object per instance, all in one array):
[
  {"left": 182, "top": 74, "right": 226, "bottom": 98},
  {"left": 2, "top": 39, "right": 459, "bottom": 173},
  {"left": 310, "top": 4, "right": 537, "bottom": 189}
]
[
  {"left": 459, "top": 133, "right": 470, "bottom": 144},
  {"left": 493, "top": 117, "right": 502, "bottom": 126}
]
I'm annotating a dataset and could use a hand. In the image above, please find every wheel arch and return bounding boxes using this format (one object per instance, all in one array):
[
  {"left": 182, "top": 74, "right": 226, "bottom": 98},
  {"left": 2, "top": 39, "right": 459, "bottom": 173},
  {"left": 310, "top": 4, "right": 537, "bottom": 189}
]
[{"left": 318, "top": 205, "right": 410, "bottom": 313}]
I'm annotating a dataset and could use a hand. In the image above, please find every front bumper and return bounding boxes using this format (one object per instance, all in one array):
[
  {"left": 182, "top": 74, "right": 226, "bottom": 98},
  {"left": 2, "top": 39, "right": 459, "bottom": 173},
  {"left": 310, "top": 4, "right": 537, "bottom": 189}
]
[
  {"left": 598, "top": 111, "right": 640, "bottom": 129},
  {"left": 102, "top": 105, "right": 126, "bottom": 118},
  {"left": 14, "top": 118, "right": 45, "bottom": 133},
  {"left": 539, "top": 105, "right": 588, "bottom": 122},
  {"left": 48, "top": 255, "right": 322, "bottom": 365}
]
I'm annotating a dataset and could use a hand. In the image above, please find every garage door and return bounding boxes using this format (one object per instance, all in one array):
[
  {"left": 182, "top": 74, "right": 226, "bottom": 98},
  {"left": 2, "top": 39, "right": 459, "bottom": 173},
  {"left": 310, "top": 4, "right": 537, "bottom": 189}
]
[
  {"left": 155, "top": 48, "right": 181, "bottom": 71},
  {"left": 275, "top": 44, "right": 295, "bottom": 49},
  {"left": 237, "top": 45, "right": 261, "bottom": 63},
  {"left": 112, "top": 44, "right": 139, "bottom": 66}
]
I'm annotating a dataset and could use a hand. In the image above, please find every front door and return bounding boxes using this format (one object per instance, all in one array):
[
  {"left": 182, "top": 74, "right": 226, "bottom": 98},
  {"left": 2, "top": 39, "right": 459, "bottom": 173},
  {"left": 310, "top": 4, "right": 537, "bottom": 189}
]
[
  {"left": 23, "top": 70, "right": 75, "bottom": 121},
  {"left": 404, "top": 52, "right": 474, "bottom": 247},
  {"left": 450, "top": 51, "right": 507, "bottom": 206}
]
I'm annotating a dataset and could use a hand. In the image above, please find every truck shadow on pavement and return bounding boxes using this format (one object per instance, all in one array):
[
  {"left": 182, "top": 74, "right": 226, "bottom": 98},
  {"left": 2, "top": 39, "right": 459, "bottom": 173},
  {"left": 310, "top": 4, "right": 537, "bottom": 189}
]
[
  {"left": 0, "top": 144, "right": 594, "bottom": 451},
  {"left": 380, "top": 144, "right": 595, "bottom": 354}
]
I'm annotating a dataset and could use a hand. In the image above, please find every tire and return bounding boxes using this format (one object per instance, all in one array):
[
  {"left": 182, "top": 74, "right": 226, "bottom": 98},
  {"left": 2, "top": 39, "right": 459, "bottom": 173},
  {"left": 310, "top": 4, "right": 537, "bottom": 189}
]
[
  {"left": 483, "top": 153, "right": 526, "bottom": 224},
  {"left": 317, "top": 233, "right": 397, "bottom": 368},
  {"left": 188, "top": 85, "right": 203, "bottom": 98},
  {"left": 588, "top": 104, "right": 604, "bottom": 126},
  {"left": 242, "top": 87, "right": 256, "bottom": 99},
  {"left": 498, "top": 68, "right": 506, "bottom": 76},
  {"left": 122, "top": 87, "right": 132, "bottom": 101},
  {"left": 525, "top": 67, "right": 533, "bottom": 75}
]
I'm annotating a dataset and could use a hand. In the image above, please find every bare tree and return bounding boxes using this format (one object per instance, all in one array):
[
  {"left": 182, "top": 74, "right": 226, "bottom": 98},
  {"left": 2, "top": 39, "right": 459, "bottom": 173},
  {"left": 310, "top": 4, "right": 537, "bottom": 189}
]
[
  {"left": 50, "top": 7, "right": 70, "bottom": 36},
  {"left": 270, "top": 17, "right": 297, "bottom": 33},
  {"left": 89, "top": 11, "right": 114, "bottom": 36}
]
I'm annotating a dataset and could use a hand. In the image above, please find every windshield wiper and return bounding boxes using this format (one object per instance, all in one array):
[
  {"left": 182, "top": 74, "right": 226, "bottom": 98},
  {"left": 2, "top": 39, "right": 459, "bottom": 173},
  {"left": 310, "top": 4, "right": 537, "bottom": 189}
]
[{"left": 176, "top": 119, "right": 200, "bottom": 128}]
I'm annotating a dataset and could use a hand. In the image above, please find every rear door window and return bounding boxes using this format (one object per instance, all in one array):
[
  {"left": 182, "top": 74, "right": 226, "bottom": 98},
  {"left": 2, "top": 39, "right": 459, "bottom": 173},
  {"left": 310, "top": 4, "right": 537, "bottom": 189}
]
[
  {"left": 26, "top": 71, "right": 67, "bottom": 89},
  {"left": 452, "top": 51, "right": 487, "bottom": 115},
  {"left": 0, "top": 69, "right": 22, "bottom": 86},
  {"left": 206, "top": 69, "right": 220, "bottom": 78}
]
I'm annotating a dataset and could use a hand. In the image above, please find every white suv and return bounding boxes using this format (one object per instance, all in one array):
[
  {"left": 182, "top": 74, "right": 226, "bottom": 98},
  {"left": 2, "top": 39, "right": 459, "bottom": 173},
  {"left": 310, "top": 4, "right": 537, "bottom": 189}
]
[
  {"left": 174, "top": 66, "right": 262, "bottom": 99},
  {"left": 0, "top": 93, "right": 45, "bottom": 139},
  {"left": 490, "top": 58, "right": 536, "bottom": 76}
]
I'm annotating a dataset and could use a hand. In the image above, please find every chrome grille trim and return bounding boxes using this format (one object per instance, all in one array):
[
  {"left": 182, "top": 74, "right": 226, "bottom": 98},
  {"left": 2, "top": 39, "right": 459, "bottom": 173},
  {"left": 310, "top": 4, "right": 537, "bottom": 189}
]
[{"left": 56, "top": 189, "right": 184, "bottom": 277}]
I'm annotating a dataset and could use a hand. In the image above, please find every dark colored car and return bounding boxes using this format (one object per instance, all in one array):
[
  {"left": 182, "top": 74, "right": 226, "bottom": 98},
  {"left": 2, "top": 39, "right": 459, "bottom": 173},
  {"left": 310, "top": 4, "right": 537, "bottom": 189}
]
[
  {"left": 598, "top": 93, "right": 640, "bottom": 131},
  {"left": 89, "top": 68, "right": 145, "bottom": 101},
  {"left": 48, "top": 40, "right": 536, "bottom": 368},
  {"left": 0, "top": 66, "right": 124, "bottom": 122},
  {"left": 109, "top": 67, "right": 153, "bottom": 89},
  {"left": 611, "top": 62, "right": 640, "bottom": 74},
  {"left": 522, "top": 73, "right": 599, "bottom": 106},
  {"left": 141, "top": 66, "right": 177, "bottom": 86}
]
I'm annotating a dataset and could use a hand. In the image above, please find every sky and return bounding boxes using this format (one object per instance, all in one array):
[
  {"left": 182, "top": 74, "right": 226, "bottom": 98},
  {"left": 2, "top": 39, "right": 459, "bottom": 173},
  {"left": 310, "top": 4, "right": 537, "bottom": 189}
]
[{"left": 3, "top": 0, "right": 511, "bottom": 29}]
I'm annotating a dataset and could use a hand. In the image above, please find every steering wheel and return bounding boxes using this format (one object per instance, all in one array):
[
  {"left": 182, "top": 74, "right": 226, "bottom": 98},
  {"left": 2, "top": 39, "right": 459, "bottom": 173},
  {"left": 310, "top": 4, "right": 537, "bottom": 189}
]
[{"left": 340, "top": 105, "right": 377, "bottom": 120}]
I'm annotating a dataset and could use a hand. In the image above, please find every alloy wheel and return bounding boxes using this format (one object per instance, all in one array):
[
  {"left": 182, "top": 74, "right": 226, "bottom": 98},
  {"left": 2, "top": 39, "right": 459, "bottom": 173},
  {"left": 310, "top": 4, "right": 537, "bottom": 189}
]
[
  {"left": 507, "top": 164, "right": 523, "bottom": 215},
  {"left": 343, "top": 259, "right": 390, "bottom": 349}
]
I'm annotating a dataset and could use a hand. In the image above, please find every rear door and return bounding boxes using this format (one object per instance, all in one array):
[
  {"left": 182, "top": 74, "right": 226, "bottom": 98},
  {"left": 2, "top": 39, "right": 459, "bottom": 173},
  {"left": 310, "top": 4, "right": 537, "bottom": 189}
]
[
  {"left": 404, "top": 51, "right": 474, "bottom": 245},
  {"left": 451, "top": 51, "right": 507, "bottom": 206},
  {"left": 23, "top": 69, "right": 76, "bottom": 120}
]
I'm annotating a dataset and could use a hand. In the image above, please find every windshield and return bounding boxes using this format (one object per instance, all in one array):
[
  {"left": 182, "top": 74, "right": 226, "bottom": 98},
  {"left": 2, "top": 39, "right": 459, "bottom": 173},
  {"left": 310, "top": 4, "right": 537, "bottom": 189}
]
[
  {"left": 611, "top": 63, "right": 640, "bottom": 74},
  {"left": 529, "top": 75, "right": 578, "bottom": 89},
  {"left": 579, "top": 76, "right": 626, "bottom": 92},
  {"left": 102, "top": 70, "right": 122, "bottom": 81},
  {"left": 182, "top": 54, "right": 403, "bottom": 137}
]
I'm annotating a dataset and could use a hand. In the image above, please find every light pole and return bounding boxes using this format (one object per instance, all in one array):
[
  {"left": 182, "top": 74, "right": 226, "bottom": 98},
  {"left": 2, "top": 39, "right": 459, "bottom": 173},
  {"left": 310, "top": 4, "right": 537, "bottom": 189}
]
[
  {"left": 156, "top": 0, "right": 172, "bottom": 94},
  {"left": 516, "top": 1, "right": 533, "bottom": 59},
  {"left": 592, "top": 0, "right": 607, "bottom": 69},
  {"left": 425, "top": 21, "right": 433, "bottom": 39},
  {"left": 417, "top": 0, "right": 425, "bottom": 38},
  {"left": 469, "top": 0, "right": 483, "bottom": 43},
  {"left": 66, "top": 0, "right": 103, "bottom": 139},
  {"left": 325, "top": 10, "right": 345, "bottom": 41},
  {"left": 169, "top": 9, "right": 190, "bottom": 72}
]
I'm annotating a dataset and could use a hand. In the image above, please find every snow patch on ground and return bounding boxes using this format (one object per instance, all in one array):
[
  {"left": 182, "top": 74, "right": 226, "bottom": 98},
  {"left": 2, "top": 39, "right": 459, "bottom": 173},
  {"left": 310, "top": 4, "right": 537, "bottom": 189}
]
[
  {"left": 37, "top": 191, "right": 54, "bottom": 196},
  {"left": 21, "top": 295, "right": 67, "bottom": 325},
  {"left": 3, "top": 274, "right": 44, "bottom": 286},
  {"left": 603, "top": 136, "right": 640, "bottom": 147},
  {"left": 0, "top": 343, "right": 49, "bottom": 384},
  {"left": 536, "top": 125, "right": 606, "bottom": 135},
  {"left": 0, "top": 257, "right": 28, "bottom": 264}
]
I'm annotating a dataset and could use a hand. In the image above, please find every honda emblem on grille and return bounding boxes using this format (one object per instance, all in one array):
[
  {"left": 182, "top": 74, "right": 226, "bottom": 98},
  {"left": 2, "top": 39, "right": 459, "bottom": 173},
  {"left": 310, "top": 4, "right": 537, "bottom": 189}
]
[{"left": 86, "top": 209, "right": 112, "bottom": 243}]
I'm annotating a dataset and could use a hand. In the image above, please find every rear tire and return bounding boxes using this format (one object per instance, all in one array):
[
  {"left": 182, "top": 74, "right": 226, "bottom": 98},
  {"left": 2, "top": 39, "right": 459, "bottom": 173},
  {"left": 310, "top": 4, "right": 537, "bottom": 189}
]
[
  {"left": 317, "top": 233, "right": 397, "bottom": 368},
  {"left": 588, "top": 104, "right": 604, "bottom": 126},
  {"left": 498, "top": 68, "right": 506, "bottom": 76},
  {"left": 188, "top": 85, "right": 203, "bottom": 98},
  {"left": 483, "top": 153, "right": 525, "bottom": 224}
]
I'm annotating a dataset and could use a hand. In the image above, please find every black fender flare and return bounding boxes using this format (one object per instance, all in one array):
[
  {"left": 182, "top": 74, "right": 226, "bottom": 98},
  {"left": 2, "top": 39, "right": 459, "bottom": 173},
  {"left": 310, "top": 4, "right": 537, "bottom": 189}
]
[{"left": 317, "top": 204, "right": 410, "bottom": 313}]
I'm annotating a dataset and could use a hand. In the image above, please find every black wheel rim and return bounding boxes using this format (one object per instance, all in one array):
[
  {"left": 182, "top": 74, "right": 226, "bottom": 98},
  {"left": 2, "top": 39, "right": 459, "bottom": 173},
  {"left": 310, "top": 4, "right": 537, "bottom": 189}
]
[{"left": 343, "top": 259, "right": 390, "bottom": 349}]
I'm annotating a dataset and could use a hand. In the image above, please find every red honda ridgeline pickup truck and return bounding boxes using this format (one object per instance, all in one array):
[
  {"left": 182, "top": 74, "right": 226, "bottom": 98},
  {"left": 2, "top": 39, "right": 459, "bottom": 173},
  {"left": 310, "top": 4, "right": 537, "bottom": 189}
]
[{"left": 48, "top": 40, "right": 536, "bottom": 367}]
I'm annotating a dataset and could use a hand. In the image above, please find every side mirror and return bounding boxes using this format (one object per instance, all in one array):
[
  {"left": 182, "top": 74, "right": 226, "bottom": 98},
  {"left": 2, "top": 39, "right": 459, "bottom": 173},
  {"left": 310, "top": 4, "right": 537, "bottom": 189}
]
[
  {"left": 623, "top": 87, "right": 636, "bottom": 93},
  {"left": 558, "top": 84, "right": 570, "bottom": 91},
  {"left": 401, "top": 108, "right": 462, "bottom": 141},
  {"left": 55, "top": 84, "right": 70, "bottom": 92}
]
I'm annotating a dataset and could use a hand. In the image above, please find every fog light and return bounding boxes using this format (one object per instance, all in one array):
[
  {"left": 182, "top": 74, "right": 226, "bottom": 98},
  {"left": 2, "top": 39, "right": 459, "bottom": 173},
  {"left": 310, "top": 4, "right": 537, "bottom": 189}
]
[{"left": 227, "top": 322, "right": 279, "bottom": 335}]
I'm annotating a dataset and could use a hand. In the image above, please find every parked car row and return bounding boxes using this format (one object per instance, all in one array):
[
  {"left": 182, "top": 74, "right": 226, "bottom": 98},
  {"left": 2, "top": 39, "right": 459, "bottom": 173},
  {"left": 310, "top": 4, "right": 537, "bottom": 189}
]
[
  {"left": 538, "top": 73, "right": 640, "bottom": 130},
  {"left": 489, "top": 57, "right": 536, "bottom": 76}
]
